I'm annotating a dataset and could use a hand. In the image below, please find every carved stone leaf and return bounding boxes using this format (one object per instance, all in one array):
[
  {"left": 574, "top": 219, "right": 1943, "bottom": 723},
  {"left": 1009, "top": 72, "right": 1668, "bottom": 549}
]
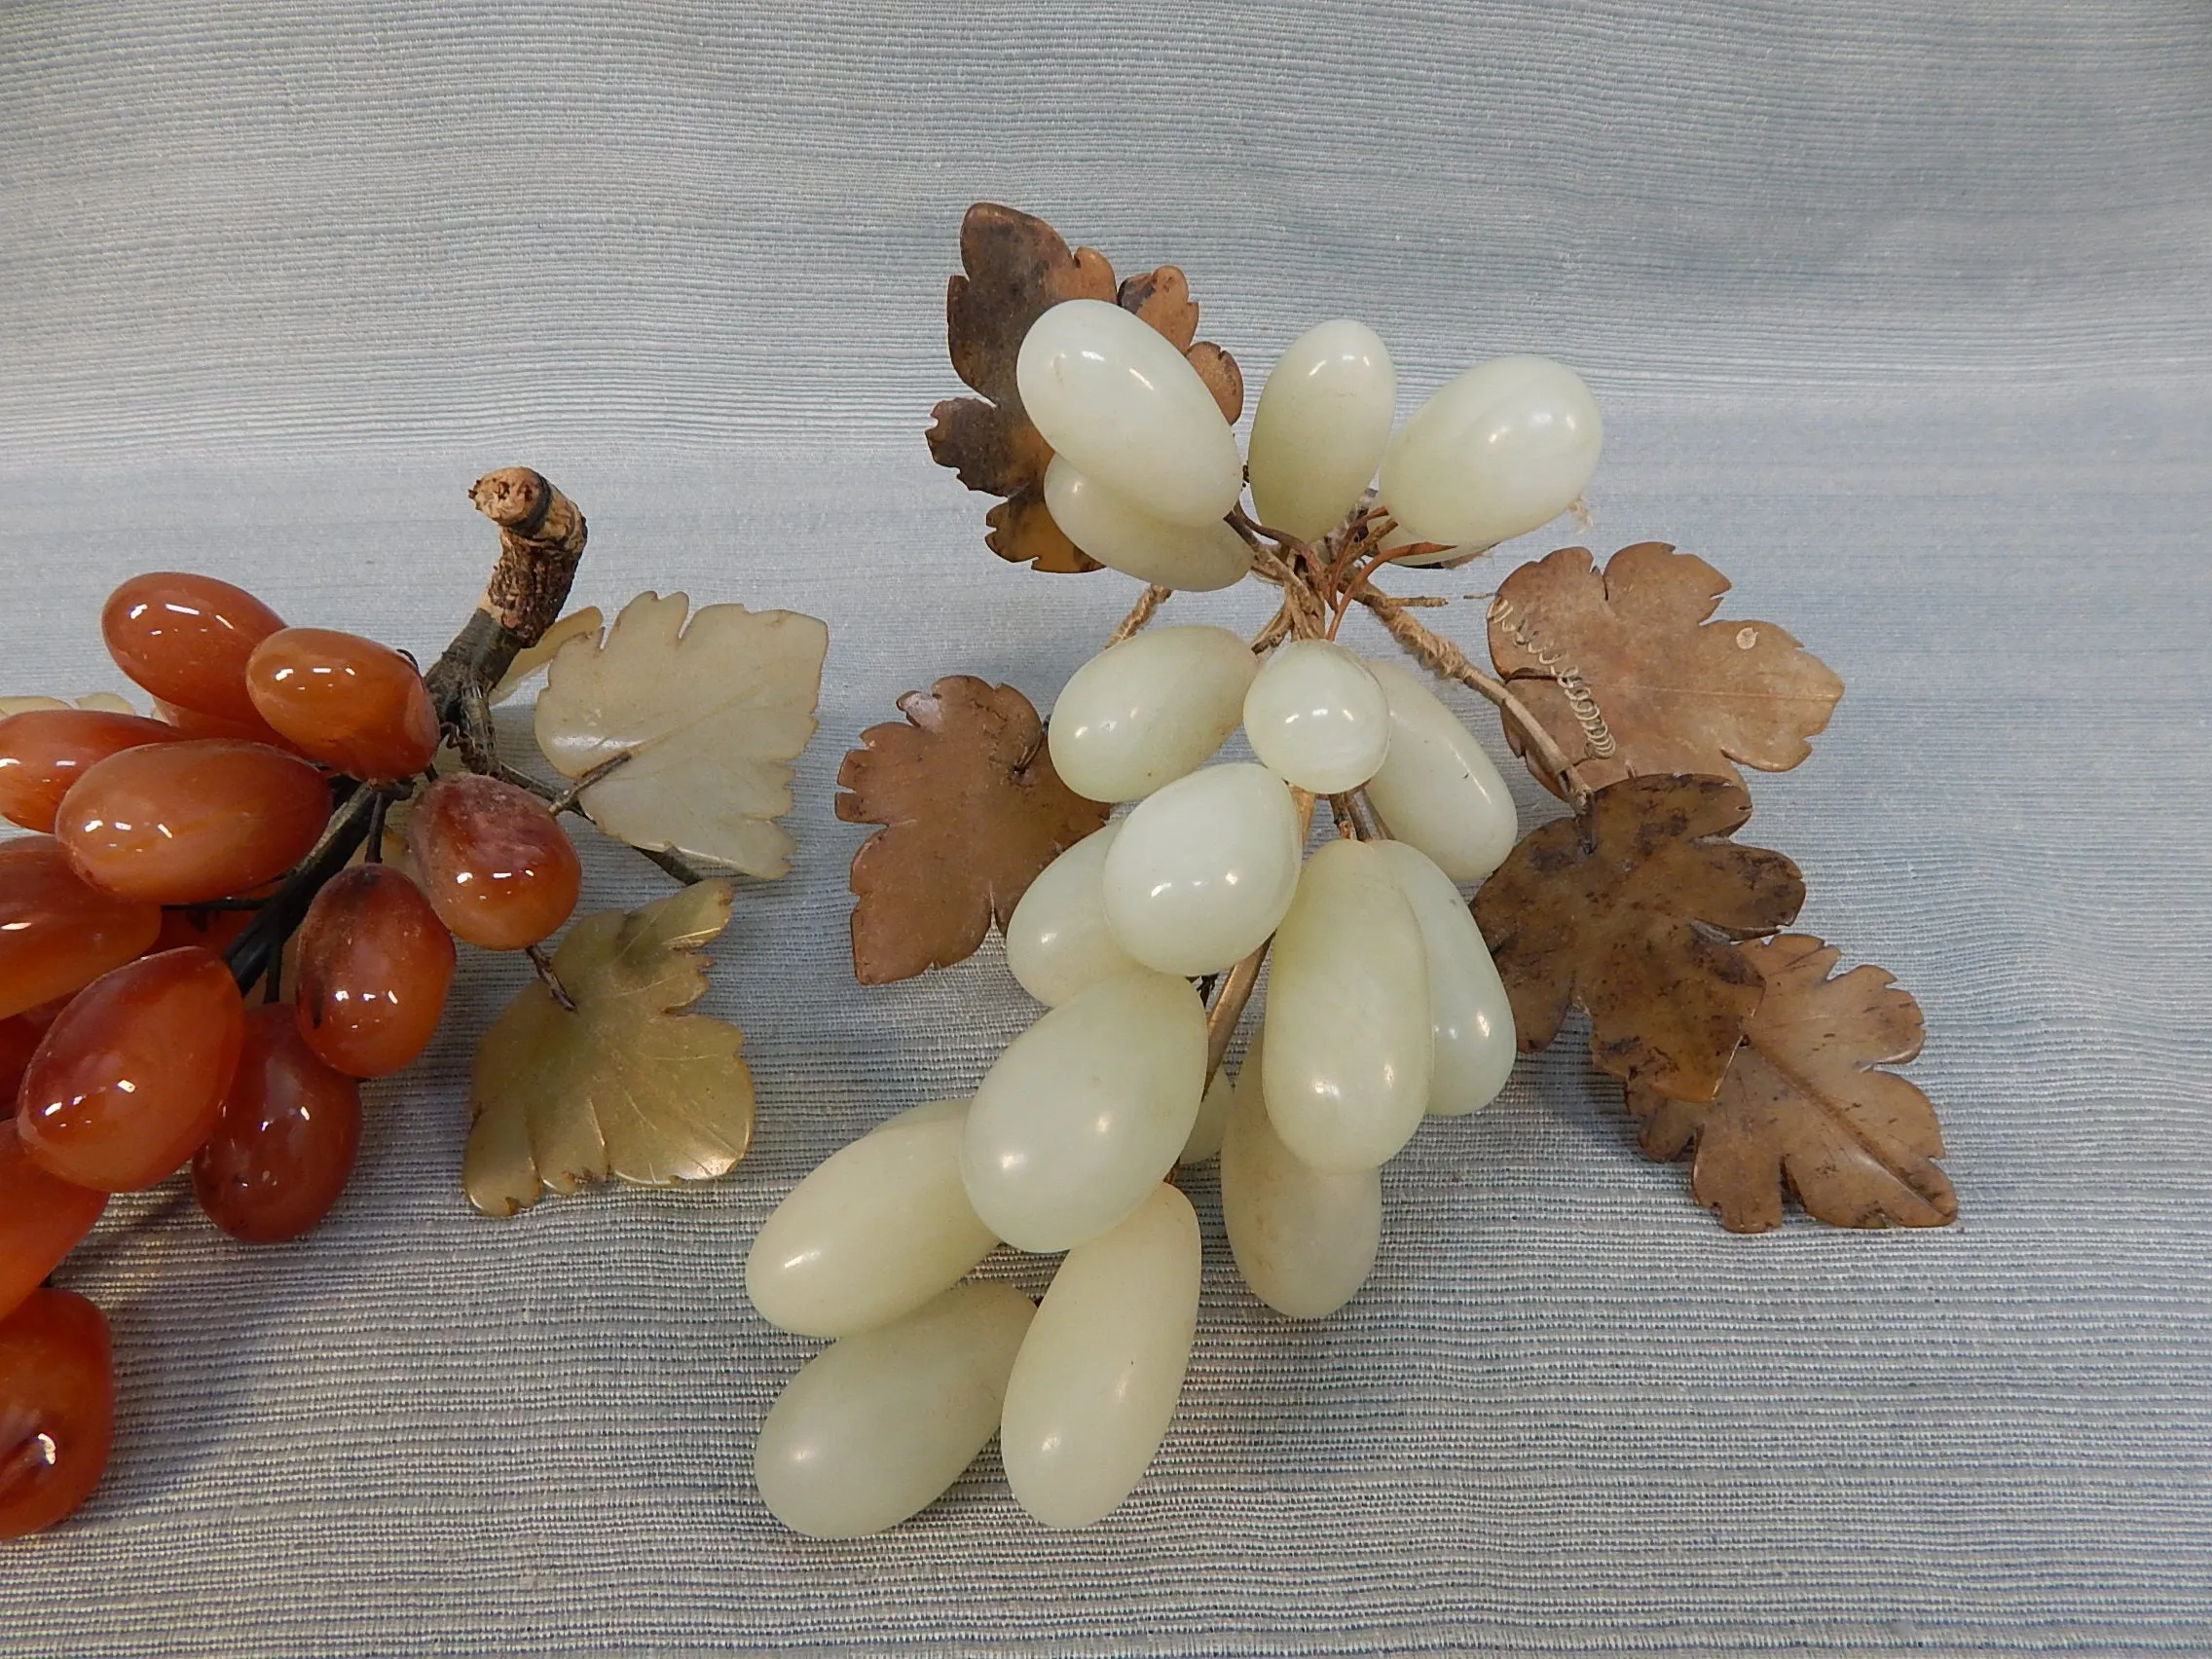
[
  {"left": 1627, "top": 935, "right": 1957, "bottom": 1233},
  {"left": 534, "top": 591, "right": 826, "bottom": 879},
  {"left": 1473, "top": 773, "right": 1806, "bottom": 1102},
  {"left": 491, "top": 606, "right": 604, "bottom": 703},
  {"left": 463, "top": 881, "right": 753, "bottom": 1217},
  {"left": 1488, "top": 542, "right": 1845, "bottom": 798},
  {"left": 836, "top": 674, "right": 1111, "bottom": 984},
  {"left": 926, "top": 203, "right": 1243, "bottom": 571}
]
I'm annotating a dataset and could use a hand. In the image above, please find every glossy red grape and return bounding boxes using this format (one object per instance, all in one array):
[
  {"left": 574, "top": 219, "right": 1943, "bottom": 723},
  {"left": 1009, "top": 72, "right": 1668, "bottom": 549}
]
[
  {"left": 193, "top": 1006, "right": 361, "bottom": 1243},
  {"left": 0, "top": 1121, "right": 106, "bottom": 1321},
  {"left": 293, "top": 865, "right": 455, "bottom": 1077},
  {"left": 0, "top": 710, "right": 186, "bottom": 833},
  {"left": 152, "top": 695, "right": 296, "bottom": 752},
  {"left": 406, "top": 774, "right": 581, "bottom": 949},
  {"left": 102, "top": 571, "right": 286, "bottom": 725},
  {"left": 245, "top": 627, "right": 439, "bottom": 784},
  {"left": 0, "top": 1287, "right": 114, "bottom": 1538},
  {"left": 0, "top": 838, "right": 163, "bottom": 1020},
  {"left": 17, "top": 947, "right": 245, "bottom": 1192},
  {"left": 55, "top": 738, "right": 332, "bottom": 904}
]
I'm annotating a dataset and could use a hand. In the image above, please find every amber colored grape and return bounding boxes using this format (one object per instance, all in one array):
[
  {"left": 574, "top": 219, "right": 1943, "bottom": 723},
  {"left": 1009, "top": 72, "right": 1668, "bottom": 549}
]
[
  {"left": 243, "top": 627, "right": 439, "bottom": 785},
  {"left": 102, "top": 571, "right": 286, "bottom": 725},
  {"left": 406, "top": 774, "right": 582, "bottom": 949},
  {"left": 0, "top": 1288, "right": 113, "bottom": 1538},
  {"left": 293, "top": 865, "right": 455, "bottom": 1077},
  {"left": 16, "top": 947, "right": 244, "bottom": 1192},
  {"left": 0, "top": 710, "right": 187, "bottom": 833},
  {"left": 153, "top": 902, "right": 257, "bottom": 956},
  {"left": 55, "top": 738, "right": 332, "bottom": 904},
  {"left": 193, "top": 1005, "right": 361, "bottom": 1243},
  {"left": 152, "top": 695, "right": 296, "bottom": 752},
  {"left": 0, "top": 1121, "right": 106, "bottom": 1321},
  {"left": 0, "top": 838, "right": 163, "bottom": 1020}
]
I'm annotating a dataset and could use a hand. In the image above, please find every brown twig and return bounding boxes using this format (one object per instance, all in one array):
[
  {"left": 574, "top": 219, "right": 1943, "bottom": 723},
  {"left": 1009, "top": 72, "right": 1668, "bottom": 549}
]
[
  {"left": 1106, "top": 584, "right": 1173, "bottom": 645},
  {"left": 524, "top": 941, "right": 577, "bottom": 1013}
]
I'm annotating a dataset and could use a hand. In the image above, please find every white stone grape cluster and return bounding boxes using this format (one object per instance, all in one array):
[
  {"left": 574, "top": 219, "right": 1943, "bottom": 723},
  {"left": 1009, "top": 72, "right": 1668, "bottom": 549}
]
[{"left": 746, "top": 306, "right": 1604, "bottom": 1537}]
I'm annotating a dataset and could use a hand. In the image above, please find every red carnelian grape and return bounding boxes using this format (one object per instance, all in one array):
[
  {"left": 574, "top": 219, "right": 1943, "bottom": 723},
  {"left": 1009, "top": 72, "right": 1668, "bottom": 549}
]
[
  {"left": 0, "top": 838, "right": 163, "bottom": 1020},
  {"left": 17, "top": 947, "right": 244, "bottom": 1192},
  {"left": 102, "top": 572, "right": 285, "bottom": 724},
  {"left": 0, "top": 1288, "right": 113, "bottom": 1538},
  {"left": 0, "top": 710, "right": 187, "bottom": 833},
  {"left": 152, "top": 695, "right": 297, "bottom": 752},
  {"left": 0, "top": 1121, "right": 106, "bottom": 1320},
  {"left": 244, "top": 627, "right": 439, "bottom": 784},
  {"left": 293, "top": 865, "right": 455, "bottom": 1077},
  {"left": 193, "top": 1005, "right": 361, "bottom": 1243},
  {"left": 406, "top": 774, "right": 581, "bottom": 949},
  {"left": 55, "top": 739, "right": 332, "bottom": 904}
]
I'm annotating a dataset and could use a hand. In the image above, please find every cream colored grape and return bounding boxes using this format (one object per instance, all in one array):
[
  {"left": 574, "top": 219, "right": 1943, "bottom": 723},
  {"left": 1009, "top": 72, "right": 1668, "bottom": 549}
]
[
  {"left": 1042, "top": 459, "right": 1251, "bottom": 591},
  {"left": 1047, "top": 624, "right": 1257, "bottom": 804},
  {"left": 1243, "top": 639, "right": 1391, "bottom": 793},
  {"left": 1378, "top": 355, "right": 1602, "bottom": 547},
  {"left": 1000, "top": 1183, "right": 1200, "bottom": 1530},
  {"left": 1102, "top": 762, "right": 1304, "bottom": 977},
  {"left": 1361, "top": 656, "right": 1518, "bottom": 883},
  {"left": 1178, "top": 1063, "right": 1235, "bottom": 1164},
  {"left": 1221, "top": 1060, "right": 1382, "bottom": 1318},
  {"left": 1371, "top": 839, "right": 1516, "bottom": 1117},
  {"left": 1004, "top": 823, "right": 1144, "bottom": 1007},
  {"left": 745, "top": 1099, "right": 998, "bottom": 1339},
  {"left": 1247, "top": 319, "right": 1397, "bottom": 543},
  {"left": 1016, "top": 299, "right": 1243, "bottom": 527},
  {"left": 961, "top": 970, "right": 1206, "bottom": 1253},
  {"left": 753, "top": 1282, "right": 1035, "bottom": 1538},
  {"left": 1263, "top": 836, "right": 1433, "bottom": 1169}
]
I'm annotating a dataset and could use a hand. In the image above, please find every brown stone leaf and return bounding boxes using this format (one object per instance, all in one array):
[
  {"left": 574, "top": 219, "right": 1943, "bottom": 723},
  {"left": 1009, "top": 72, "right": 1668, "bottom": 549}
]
[
  {"left": 1472, "top": 773, "right": 1805, "bottom": 1102},
  {"left": 836, "top": 675, "right": 1111, "bottom": 984},
  {"left": 1488, "top": 542, "right": 1845, "bottom": 798},
  {"left": 1627, "top": 935, "right": 1957, "bottom": 1233},
  {"left": 927, "top": 203, "right": 1243, "bottom": 571},
  {"left": 462, "top": 881, "right": 753, "bottom": 1217}
]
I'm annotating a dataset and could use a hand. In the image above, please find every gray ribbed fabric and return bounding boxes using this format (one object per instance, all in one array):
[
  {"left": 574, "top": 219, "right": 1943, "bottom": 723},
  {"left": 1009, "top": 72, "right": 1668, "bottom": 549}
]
[{"left": 2, "top": 3, "right": 2207, "bottom": 1654}]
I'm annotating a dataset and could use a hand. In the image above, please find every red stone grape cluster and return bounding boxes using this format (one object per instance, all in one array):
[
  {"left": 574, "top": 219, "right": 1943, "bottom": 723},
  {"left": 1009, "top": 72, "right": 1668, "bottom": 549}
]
[{"left": 0, "top": 571, "right": 582, "bottom": 1538}]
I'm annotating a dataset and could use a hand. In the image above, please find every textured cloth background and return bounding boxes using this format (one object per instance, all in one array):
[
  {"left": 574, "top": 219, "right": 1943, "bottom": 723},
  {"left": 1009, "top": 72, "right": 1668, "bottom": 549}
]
[{"left": 3, "top": 2, "right": 2209, "bottom": 1654}]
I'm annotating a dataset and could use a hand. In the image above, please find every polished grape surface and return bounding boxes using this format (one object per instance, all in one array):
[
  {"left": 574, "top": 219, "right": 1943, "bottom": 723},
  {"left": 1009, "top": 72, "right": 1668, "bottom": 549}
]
[
  {"left": 406, "top": 773, "right": 582, "bottom": 949},
  {"left": 194, "top": 1005, "right": 362, "bottom": 1243},
  {"left": 17, "top": 947, "right": 245, "bottom": 1192},
  {"left": 294, "top": 865, "right": 455, "bottom": 1077},
  {"left": 0, "top": 710, "right": 186, "bottom": 833},
  {"left": 0, "top": 1287, "right": 114, "bottom": 1538},
  {"left": 0, "top": 1121, "right": 106, "bottom": 1321},
  {"left": 246, "top": 627, "right": 438, "bottom": 783},
  {"left": 102, "top": 571, "right": 286, "bottom": 724},
  {"left": 0, "top": 838, "right": 163, "bottom": 1020},
  {"left": 55, "top": 738, "right": 332, "bottom": 904}
]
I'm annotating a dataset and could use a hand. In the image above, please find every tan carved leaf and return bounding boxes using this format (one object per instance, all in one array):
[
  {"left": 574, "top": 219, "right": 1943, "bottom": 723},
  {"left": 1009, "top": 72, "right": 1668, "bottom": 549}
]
[
  {"left": 533, "top": 592, "right": 827, "bottom": 879},
  {"left": 1627, "top": 935, "right": 1957, "bottom": 1233},
  {"left": 490, "top": 606, "right": 604, "bottom": 703},
  {"left": 1487, "top": 542, "right": 1845, "bottom": 798},
  {"left": 463, "top": 881, "right": 753, "bottom": 1217},
  {"left": 835, "top": 675, "right": 1111, "bottom": 984},
  {"left": 926, "top": 203, "right": 1244, "bottom": 571},
  {"left": 1473, "top": 773, "right": 1805, "bottom": 1102}
]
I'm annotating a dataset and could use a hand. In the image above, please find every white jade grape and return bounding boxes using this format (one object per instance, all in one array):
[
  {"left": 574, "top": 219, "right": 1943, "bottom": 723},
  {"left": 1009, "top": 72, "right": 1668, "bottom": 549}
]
[
  {"left": 1177, "top": 1063, "right": 1235, "bottom": 1165},
  {"left": 1246, "top": 319, "right": 1397, "bottom": 543},
  {"left": 1101, "top": 762, "right": 1305, "bottom": 977},
  {"left": 1015, "top": 299, "right": 1243, "bottom": 528},
  {"left": 1242, "top": 639, "right": 1391, "bottom": 793},
  {"left": 1360, "top": 656, "right": 1518, "bottom": 883},
  {"left": 1047, "top": 624, "right": 1258, "bottom": 804},
  {"left": 960, "top": 969, "right": 1206, "bottom": 1253},
  {"left": 1000, "top": 1183, "right": 1200, "bottom": 1530},
  {"left": 1370, "top": 840, "right": 1517, "bottom": 1118},
  {"left": 744, "top": 1099, "right": 998, "bottom": 1339},
  {"left": 1378, "top": 354, "right": 1602, "bottom": 547},
  {"left": 1263, "top": 836, "right": 1433, "bottom": 1170},
  {"left": 752, "top": 1282, "right": 1035, "bottom": 1539},
  {"left": 1004, "top": 822, "right": 1144, "bottom": 1007},
  {"left": 1041, "top": 459, "right": 1251, "bottom": 591},
  {"left": 1220, "top": 1060, "right": 1382, "bottom": 1319}
]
